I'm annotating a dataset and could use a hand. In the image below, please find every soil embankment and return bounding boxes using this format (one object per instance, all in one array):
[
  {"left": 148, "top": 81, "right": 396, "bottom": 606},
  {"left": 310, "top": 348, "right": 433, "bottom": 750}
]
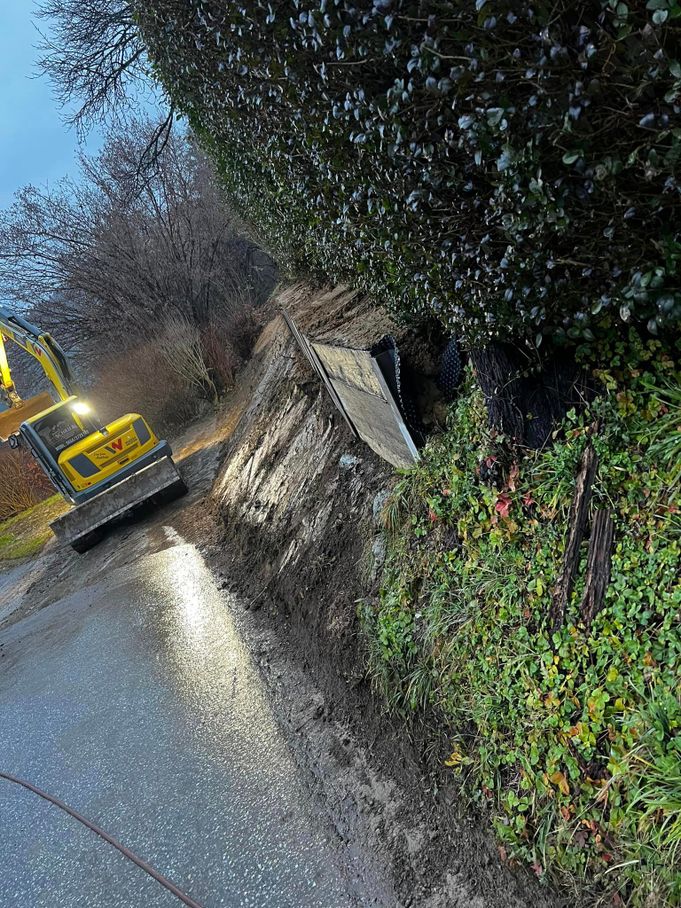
[{"left": 207, "top": 287, "right": 558, "bottom": 908}]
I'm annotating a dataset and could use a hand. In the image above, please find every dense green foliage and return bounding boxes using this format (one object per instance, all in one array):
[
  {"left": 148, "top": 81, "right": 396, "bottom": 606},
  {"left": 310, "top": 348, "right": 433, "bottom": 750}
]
[
  {"left": 137, "top": 1, "right": 681, "bottom": 343},
  {"left": 361, "top": 338, "right": 680, "bottom": 904}
]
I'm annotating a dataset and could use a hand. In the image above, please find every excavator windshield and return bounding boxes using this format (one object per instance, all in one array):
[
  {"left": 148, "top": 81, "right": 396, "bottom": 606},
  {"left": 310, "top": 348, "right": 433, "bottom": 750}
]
[{"left": 28, "top": 404, "right": 93, "bottom": 460}]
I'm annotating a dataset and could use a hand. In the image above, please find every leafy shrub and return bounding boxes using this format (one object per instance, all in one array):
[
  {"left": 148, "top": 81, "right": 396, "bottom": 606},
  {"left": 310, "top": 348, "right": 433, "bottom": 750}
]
[
  {"left": 91, "top": 310, "right": 257, "bottom": 433},
  {"left": 361, "top": 337, "right": 680, "bottom": 904},
  {"left": 137, "top": 0, "right": 681, "bottom": 343}
]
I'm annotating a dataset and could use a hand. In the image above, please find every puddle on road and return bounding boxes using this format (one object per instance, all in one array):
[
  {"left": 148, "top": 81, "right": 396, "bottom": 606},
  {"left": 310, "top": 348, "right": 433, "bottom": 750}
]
[{"left": 0, "top": 539, "right": 363, "bottom": 908}]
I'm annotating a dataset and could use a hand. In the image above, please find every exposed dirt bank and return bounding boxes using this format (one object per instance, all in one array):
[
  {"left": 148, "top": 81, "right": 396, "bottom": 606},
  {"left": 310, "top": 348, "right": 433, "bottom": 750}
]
[{"left": 205, "top": 292, "right": 561, "bottom": 908}]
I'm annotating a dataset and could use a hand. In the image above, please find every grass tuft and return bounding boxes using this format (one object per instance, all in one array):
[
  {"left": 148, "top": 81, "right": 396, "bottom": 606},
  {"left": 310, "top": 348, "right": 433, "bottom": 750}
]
[{"left": 0, "top": 495, "right": 66, "bottom": 563}]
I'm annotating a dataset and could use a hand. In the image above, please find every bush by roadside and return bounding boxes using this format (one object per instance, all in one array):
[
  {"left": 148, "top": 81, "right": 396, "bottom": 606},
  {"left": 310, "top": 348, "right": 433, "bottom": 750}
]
[
  {"left": 90, "top": 308, "right": 260, "bottom": 435},
  {"left": 362, "top": 335, "right": 680, "bottom": 905},
  {"left": 0, "top": 448, "right": 55, "bottom": 521}
]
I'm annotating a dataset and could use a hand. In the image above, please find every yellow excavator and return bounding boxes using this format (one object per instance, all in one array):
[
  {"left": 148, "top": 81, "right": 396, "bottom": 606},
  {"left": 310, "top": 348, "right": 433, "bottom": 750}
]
[{"left": 0, "top": 306, "right": 186, "bottom": 552}]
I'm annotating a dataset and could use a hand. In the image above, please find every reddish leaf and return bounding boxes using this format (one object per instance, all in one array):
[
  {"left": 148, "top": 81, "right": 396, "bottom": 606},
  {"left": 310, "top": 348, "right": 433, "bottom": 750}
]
[
  {"left": 495, "top": 493, "right": 512, "bottom": 518},
  {"left": 428, "top": 508, "right": 439, "bottom": 523},
  {"left": 549, "top": 770, "right": 570, "bottom": 796}
]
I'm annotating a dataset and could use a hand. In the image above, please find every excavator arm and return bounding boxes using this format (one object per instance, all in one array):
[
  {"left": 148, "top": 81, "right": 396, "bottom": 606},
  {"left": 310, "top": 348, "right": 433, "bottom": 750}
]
[
  {"left": 0, "top": 306, "right": 77, "bottom": 407},
  {"left": 0, "top": 330, "right": 21, "bottom": 407}
]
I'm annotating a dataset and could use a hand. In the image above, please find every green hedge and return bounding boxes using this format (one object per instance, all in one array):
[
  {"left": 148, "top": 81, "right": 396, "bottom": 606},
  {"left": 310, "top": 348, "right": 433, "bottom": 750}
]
[{"left": 138, "top": 0, "right": 681, "bottom": 344}]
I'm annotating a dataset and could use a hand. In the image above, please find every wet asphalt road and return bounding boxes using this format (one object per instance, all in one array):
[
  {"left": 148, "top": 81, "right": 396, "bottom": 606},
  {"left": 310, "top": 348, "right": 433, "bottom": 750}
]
[{"left": 0, "top": 542, "right": 361, "bottom": 908}]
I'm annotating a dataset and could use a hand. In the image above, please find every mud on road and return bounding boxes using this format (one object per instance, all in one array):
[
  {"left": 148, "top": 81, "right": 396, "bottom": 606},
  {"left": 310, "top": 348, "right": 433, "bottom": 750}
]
[{"left": 0, "top": 298, "right": 560, "bottom": 908}]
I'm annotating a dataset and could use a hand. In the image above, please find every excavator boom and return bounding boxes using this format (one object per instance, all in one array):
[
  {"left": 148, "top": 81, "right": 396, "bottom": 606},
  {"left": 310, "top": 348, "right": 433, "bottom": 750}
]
[{"left": 0, "top": 306, "right": 76, "bottom": 405}]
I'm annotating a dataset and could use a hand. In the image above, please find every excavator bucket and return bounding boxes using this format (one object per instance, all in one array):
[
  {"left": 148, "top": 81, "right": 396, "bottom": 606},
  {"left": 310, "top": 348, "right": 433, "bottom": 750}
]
[{"left": 0, "top": 393, "right": 54, "bottom": 442}]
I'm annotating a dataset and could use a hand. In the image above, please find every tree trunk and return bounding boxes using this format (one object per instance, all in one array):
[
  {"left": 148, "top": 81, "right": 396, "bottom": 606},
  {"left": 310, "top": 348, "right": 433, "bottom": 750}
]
[
  {"left": 470, "top": 341, "right": 592, "bottom": 449},
  {"left": 549, "top": 441, "right": 599, "bottom": 631},
  {"left": 580, "top": 510, "right": 615, "bottom": 629}
]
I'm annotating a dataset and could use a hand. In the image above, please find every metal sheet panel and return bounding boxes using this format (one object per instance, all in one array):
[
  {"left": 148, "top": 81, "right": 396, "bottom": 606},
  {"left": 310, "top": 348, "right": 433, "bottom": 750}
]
[
  {"left": 310, "top": 342, "right": 385, "bottom": 398},
  {"left": 283, "top": 311, "right": 358, "bottom": 437},
  {"left": 369, "top": 358, "right": 420, "bottom": 463},
  {"left": 282, "top": 308, "right": 418, "bottom": 469},
  {"left": 329, "top": 380, "right": 415, "bottom": 468}
]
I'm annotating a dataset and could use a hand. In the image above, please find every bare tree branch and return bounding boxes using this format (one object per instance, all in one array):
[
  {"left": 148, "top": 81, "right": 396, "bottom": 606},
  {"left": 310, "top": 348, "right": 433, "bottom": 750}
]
[{"left": 36, "top": 0, "right": 146, "bottom": 133}]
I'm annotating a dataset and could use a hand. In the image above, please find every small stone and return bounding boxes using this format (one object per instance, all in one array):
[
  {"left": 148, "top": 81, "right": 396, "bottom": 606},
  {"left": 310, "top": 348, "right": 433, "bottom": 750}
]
[
  {"left": 372, "top": 489, "right": 390, "bottom": 525},
  {"left": 369, "top": 535, "right": 387, "bottom": 582},
  {"left": 339, "top": 453, "right": 360, "bottom": 471}
]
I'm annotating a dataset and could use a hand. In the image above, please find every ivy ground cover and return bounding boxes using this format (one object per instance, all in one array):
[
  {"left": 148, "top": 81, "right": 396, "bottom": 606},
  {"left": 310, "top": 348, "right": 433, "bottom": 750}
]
[{"left": 363, "top": 339, "right": 680, "bottom": 905}]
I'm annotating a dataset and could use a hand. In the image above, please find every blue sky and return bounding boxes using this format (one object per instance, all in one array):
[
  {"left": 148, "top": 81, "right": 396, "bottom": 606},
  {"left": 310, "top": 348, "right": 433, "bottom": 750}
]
[
  {"left": 0, "top": 5, "right": 165, "bottom": 210},
  {"left": 0, "top": 3, "right": 102, "bottom": 209},
  {"left": 0, "top": 0, "right": 99, "bottom": 208}
]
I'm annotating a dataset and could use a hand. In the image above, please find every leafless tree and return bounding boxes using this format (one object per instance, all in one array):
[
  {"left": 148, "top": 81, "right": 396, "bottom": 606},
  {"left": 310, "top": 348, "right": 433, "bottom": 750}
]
[
  {"left": 36, "top": 0, "right": 175, "bottom": 179},
  {"left": 36, "top": 0, "right": 145, "bottom": 132},
  {"left": 0, "top": 121, "right": 277, "bottom": 415}
]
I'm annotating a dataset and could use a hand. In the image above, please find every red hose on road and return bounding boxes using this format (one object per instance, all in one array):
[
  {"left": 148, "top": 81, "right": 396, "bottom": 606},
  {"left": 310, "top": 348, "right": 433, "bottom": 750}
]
[{"left": 0, "top": 770, "right": 205, "bottom": 908}]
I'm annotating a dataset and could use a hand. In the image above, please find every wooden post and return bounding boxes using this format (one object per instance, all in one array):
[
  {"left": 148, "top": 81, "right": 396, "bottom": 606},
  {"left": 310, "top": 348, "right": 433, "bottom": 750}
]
[
  {"left": 549, "top": 442, "right": 599, "bottom": 631},
  {"left": 580, "top": 510, "right": 615, "bottom": 630}
]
